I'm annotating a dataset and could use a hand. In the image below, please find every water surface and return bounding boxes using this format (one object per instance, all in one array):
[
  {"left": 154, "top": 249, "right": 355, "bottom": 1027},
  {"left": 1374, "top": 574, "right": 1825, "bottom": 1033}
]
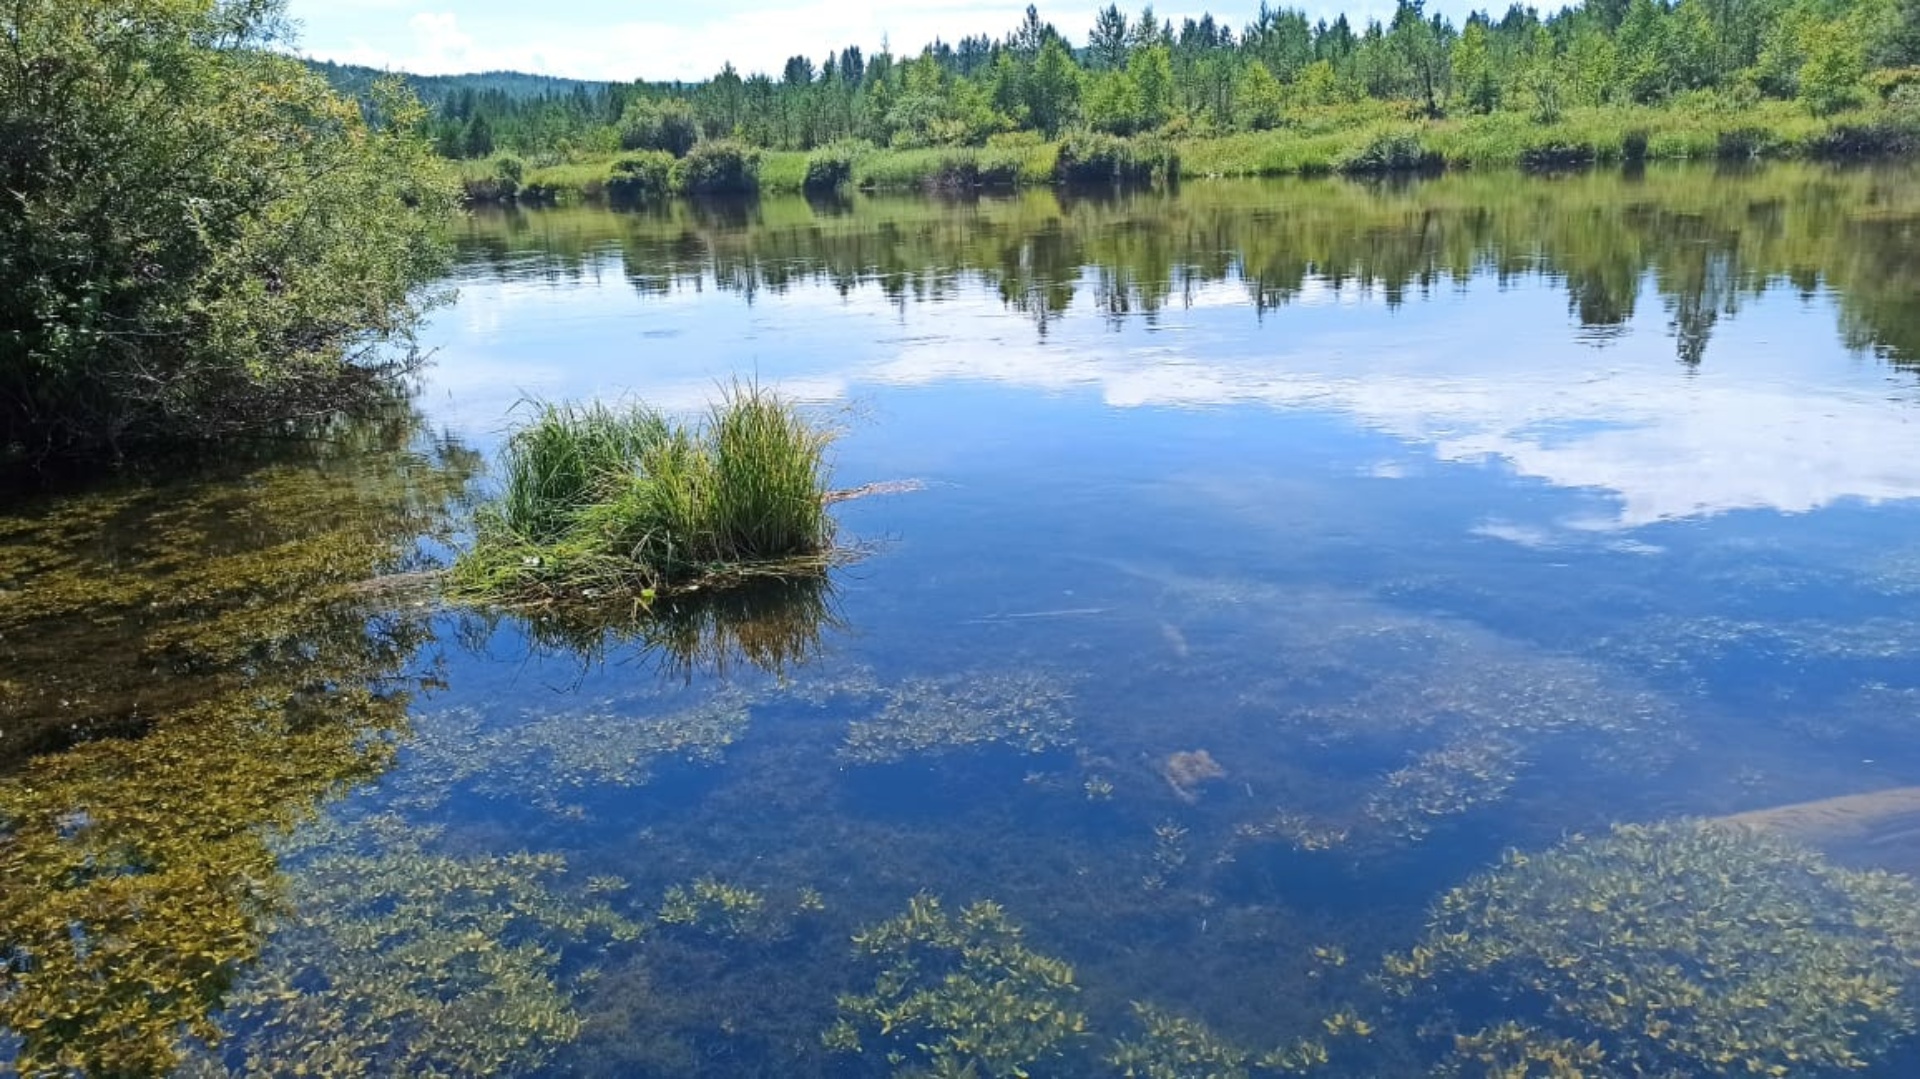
[{"left": 8, "top": 163, "right": 1920, "bottom": 1076}]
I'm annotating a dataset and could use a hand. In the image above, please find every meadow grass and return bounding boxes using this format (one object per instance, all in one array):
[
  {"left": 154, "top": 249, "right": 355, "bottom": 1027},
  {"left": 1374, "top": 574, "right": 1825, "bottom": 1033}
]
[
  {"left": 450, "top": 384, "right": 838, "bottom": 606},
  {"left": 460, "top": 98, "right": 1916, "bottom": 204}
]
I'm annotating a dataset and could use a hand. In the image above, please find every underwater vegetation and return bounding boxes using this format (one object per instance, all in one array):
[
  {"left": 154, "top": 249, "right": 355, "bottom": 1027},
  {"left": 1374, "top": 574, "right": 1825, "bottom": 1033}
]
[
  {"left": 1382, "top": 821, "right": 1920, "bottom": 1077},
  {"left": 1108, "top": 1003, "right": 1335, "bottom": 1078},
  {"left": 449, "top": 385, "right": 840, "bottom": 607},
  {"left": 392, "top": 698, "right": 751, "bottom": 817},
  {"left": 839, "top": 672, "right": 1076, "bottom": 765},
  {"left": 826, "top": 894, "right": 1088, "bottom": 1078},
  {"left": 0, "top": 418, "right": 478, "bottom": 1076},
  {"left": 180, "top": 813, "right": 643, "bottom": 1077}
]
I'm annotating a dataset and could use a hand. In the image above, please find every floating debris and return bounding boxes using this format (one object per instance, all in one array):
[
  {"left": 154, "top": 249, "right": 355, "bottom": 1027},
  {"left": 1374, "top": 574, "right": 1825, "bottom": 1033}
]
[{"left": 1161, "top": 749, "right": 1228, "bottom": 803}]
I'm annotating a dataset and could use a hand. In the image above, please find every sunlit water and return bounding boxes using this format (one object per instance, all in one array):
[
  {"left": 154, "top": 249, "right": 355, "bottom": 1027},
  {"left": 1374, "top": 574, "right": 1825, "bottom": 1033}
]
[{"left": 8, "top": 164, "right": 1920, "bottom": 1076}]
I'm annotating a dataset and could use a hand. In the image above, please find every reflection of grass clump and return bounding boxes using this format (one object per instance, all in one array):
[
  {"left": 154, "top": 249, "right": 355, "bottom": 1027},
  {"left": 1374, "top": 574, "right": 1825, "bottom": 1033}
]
[
  {"left": 839, "top": 672, "right": 1074, "bottom": 764},
  {"left": 450, "top": 385, "right": 836, "bottom": 605},
  {"left": 1384, "top": 821, "right": 1920, "bottom": 1076},
  {"left": 826, "top": 894, "right": 1086, "bottom": 1078},
  {"left": 196, "top": 815, "right": 643, "bottom": 1077}
]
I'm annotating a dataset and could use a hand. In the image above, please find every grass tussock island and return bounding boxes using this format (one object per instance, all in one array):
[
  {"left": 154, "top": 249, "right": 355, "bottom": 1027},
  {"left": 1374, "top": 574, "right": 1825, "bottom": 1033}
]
[{"left": 449, "top": 386, "right": 846, "bottom": 608}]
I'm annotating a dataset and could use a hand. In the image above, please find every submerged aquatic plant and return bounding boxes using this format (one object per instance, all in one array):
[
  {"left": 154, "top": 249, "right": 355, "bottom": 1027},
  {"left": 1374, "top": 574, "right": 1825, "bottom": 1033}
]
[
  {"left": 187, "top": 813, "right": 643, "bottom": 1077},
  {"left": 393, "top": 698, "right": 750, "bottom": 817},
  {"left": 828, "top": 894, "right": 1087, "bottom": 1078},
  {"left": 657, "top": 877, "right": 773, "bottom": 940},
  {"left": 839, "top": 672, "right": 1075, "bottom": 764},
  {"left": 1383, "top": 821, "right": 1920, "bottom": 1076},
  {"left": 450, "top": 384, "right": 839, "bottom": 605}
]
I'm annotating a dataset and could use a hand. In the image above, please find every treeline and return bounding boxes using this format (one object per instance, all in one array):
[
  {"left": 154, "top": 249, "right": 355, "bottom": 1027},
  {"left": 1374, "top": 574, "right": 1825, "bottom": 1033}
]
[{"left": 377, "top": 0, "right": 1920, "bottom": 165}]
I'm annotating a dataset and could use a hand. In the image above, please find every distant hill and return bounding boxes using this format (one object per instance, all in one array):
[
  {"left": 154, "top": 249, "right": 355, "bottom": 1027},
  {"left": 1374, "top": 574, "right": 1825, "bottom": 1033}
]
[{"left": 305, "top": 60, "right": 621, "bottom": 105}]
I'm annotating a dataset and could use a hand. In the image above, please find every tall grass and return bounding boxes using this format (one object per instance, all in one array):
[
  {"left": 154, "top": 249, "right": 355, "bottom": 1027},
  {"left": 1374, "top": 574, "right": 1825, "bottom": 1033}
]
[{"left": 452, "top": 384, "right": 837, "bottom": 605}]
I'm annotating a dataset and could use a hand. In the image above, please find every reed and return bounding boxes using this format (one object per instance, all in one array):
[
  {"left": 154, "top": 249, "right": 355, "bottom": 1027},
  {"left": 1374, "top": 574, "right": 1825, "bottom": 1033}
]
[{"left": 452, "top": 383, "right": 837, "bottom": 605}]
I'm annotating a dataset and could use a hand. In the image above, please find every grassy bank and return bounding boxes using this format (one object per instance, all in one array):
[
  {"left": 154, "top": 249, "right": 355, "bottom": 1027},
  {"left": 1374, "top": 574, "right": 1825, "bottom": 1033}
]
[
  {"left": 458, "top": 97, "right": 1919, "bottom": 206},
  {"left": 450, "top": 386, "right": 838, "bottom": 608}
]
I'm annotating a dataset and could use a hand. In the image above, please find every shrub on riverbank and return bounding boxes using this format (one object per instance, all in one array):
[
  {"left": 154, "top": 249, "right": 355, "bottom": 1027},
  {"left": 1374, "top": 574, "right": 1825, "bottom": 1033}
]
[
  {"left": 1055, "top": 133, "right": 1180, "bottom": 185},
  {"left": 607, "top": 152, "right": 676, "bottom": 203},
  {"left": 0, "top": 0, "right": 457, "bottom": 466},
  {"left": 673, "top": 141, "right": 761, "bottom": 196},
  {"left": 451, "top": 386, "right": 836, "bottom": 604}
]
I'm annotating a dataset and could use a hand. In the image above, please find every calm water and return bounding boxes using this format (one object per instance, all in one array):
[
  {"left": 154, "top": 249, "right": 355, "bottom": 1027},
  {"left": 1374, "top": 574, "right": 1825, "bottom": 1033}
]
[{"left": 8, "top": 164, "right": 1920, "bottom": 1076}]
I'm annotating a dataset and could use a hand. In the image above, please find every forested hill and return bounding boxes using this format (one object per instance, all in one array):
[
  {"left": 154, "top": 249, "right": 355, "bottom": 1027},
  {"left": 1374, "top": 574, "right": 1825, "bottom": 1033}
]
[{"left": 305, "top": 59, "right": 619, "bottom": 107}]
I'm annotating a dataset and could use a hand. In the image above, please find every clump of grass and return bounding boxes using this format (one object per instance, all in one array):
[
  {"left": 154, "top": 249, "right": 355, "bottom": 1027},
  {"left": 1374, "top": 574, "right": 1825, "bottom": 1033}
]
[{"left": 451, "top": 384, "right": 837, "bottom": 605}]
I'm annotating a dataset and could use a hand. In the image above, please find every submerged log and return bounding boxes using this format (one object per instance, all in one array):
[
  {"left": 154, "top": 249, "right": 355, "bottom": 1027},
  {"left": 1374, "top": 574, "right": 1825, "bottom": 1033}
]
[{"left": 1709, "top": 787, "right": 1920, "bottom": 855}]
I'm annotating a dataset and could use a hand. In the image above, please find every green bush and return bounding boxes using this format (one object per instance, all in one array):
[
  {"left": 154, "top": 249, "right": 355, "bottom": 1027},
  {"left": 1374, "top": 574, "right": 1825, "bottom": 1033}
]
[
  {"left": 451, "top": 384, "right": 837, "bottom": 603},
  {"left": 1518, "top": 140, "right": 1597, "bottom": 170},
  {"left": 803, "top": 146, "right": 857, "bottom": 193},
  {"left": 1054, "top": 133, "right": 1180, "bottom": 185},
  {"left": 607, "top": 152, "right": 675, "bottom": 203},
  {"left": 0, "top": 0, "right": 457, "bottom": 464},
  {"left": 671, "top": 140, "right": 761, "bottom": 196},
  {"left": 1621, "top": 128, "right": 1651, "bottom": 163},
  {"left": 1338, "top": 131, "right": 1442, "bottom": 174},
  {"left": 617, "top": 98, "right": 699, "bottom": 157}
]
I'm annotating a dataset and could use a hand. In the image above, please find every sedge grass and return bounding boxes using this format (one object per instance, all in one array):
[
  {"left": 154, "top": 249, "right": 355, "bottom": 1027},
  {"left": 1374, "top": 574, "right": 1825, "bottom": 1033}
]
[{"left": 451, "top": 383, "right": 839, "bottom": 607}]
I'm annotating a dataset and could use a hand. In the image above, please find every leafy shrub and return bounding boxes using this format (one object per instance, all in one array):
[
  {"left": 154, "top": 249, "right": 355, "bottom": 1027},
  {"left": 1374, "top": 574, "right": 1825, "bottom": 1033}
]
[
  {"left": 0, "top": 0, "right": 457, "bottom": 464},
  {"left": 1715, "top": 126, "right": 1774, "bottom": 159},
  {"left": 607, "top": 151, "right": 674, "bottom": 203},
  {"left": 1806, "top": 121, "right": 1920, "bottom": 159},
  {"left": 671, "top": 140, "right": 760, "bottom": 196},
  {"left": 803, "top": 146, "right": 856, "bottom": 193},
  {"left": 1621, "top": 128, "right": 1651, "bottom": 163},
  {"left": 1519, "top": 140, "right": 1596, "bottom": 171},
  {"left": 1054, "top": 133, "right": 1180, "bottom": 185},
  {"left": 1337, "top": 131, "right": 1441, "bottom": 174},
  {"left": 617, "top": 98, "right": 698, "bottom": 157}
]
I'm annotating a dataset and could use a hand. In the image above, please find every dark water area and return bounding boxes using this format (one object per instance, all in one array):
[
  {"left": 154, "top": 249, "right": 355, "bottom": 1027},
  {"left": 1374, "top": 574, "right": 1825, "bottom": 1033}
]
[{"left": 8, "top": 164, "right": 1920, "bottom": 1076}]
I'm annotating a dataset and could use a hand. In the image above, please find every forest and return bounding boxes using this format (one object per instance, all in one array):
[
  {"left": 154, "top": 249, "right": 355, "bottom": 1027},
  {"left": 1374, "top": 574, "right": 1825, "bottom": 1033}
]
[{"left": 324, "top": 0, "right": 1920, "bottom": 197}]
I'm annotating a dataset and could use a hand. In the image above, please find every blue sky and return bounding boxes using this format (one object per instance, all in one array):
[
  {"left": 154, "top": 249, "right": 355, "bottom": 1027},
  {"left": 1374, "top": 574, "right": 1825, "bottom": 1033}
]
[{"left": 285, "top": 1, "right": 1492, "bottom": 82}]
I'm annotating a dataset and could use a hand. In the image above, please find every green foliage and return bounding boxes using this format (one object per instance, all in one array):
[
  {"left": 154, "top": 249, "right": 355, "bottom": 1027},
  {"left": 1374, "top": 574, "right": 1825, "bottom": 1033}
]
[
  {"left": 618, "top": 97, "right": 700, "bottom": 156},
  {"left": 803, "top": 145, "right": 859, "bottom": 192},
  {"left": 1383, "top": 821, "right": 1920, "bottom": 1076},
  {"left": 672, "top": 140, "right": 762, "bottom": 195},
  {"left": 1056, "top": 133, "right": 1180, "bottom": 185},
  {"left": 450, "top": 384, "right": 837, "bottom": 604},
  {"left": 1338, "top": 130, "right": 1441, "bottom": 173},
  {"left": 829, "top": 895, "right": 1087, "bottom": 1078},
  {"left": 1234, "top": 61, "right": 1287, "bottom": 131},
  {"left": 1801, "top": 23, "right": 1869, "bottom": 116},
  {"left": 0, "top": 0, "right": 458, "bottom": 464},
  {"left": 608, "top": 151, "right": 677, "bottom": 203}
]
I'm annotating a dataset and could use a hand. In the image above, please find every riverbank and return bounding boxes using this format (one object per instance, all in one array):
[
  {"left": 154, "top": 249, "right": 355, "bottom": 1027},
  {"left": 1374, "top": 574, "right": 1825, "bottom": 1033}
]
[{"left": 459, "top": 99, "right": 1920, "bottom": 205}]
